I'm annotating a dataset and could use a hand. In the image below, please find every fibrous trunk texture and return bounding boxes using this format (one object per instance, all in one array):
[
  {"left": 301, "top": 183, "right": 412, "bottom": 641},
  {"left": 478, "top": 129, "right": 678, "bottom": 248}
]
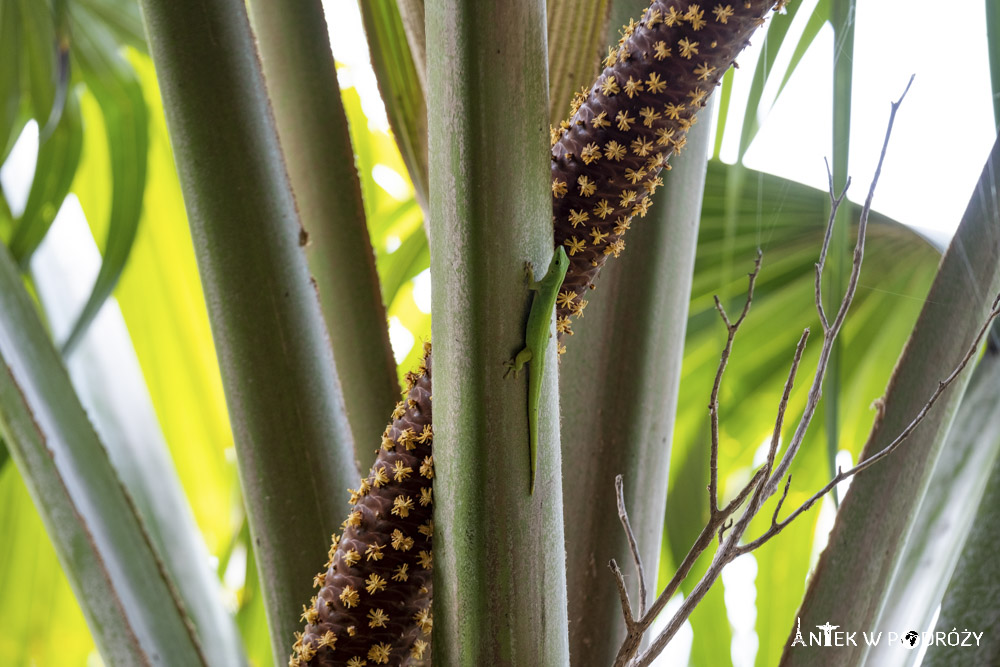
[{"left": 291, "top": 1, "right": 780, "bottom": 664}]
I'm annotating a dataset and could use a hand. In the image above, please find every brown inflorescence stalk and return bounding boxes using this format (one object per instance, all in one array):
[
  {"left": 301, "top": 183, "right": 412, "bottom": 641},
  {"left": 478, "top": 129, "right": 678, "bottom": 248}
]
[
  {"left": 291, "top": 1, "right": 783, "bottom": 664},
  {"left": 551, "top": 0, "right": 781, "bottom": 340},
  {"left": 291, "top": 344, "right": 434, "bottom": 666}
]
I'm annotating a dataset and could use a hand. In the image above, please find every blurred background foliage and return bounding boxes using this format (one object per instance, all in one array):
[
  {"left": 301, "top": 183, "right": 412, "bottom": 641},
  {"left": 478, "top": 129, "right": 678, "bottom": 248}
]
[{"left": 0, "top": 0, "right": 993, "bottom": 665}]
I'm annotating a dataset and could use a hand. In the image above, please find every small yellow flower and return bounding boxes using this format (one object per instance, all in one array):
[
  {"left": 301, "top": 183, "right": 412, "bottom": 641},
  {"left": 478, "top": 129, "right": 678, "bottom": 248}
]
[
  {"left": 613, "top": 217, "right": 632, "bottom": 235},
  {"left": 342, "top": 548, "right": 361, "bottom": 567},
  {"left": 694, "top": 62, "right": 717, "bottom": 81},
  {"left": 713, "top": 4, "right": 734, "bottom": 23},
  {"left": 552, "top": 179, "right": 568, "bottom": 198},
  {"left": 646, "top": 72, "right": 667, "bottom": 94},
  {"left": 556, "top": 291, "right": 577, "bottom": 308},
  {"left": 631, "top": 137, "right": 654, "bottom": 157},
  {"left": 392, "top": 495, "right": 415, "bottom": 518},
  {"left": 590, "top": 228, "right": 610, "bottom": 245},
  {"left": 365, "top": 573, "right": 387, "bottom": 595},
  {"left": 664, "top": 6, "right": 683, "bottom": 25},
  {"left": 391, "top": 402, "right": 406, "bottom": 419},
  {"left": 685, "top": 4, "right": 707, "bottom": 30},
  {"left": 300, "top": 604, "right": 319, "bottom": 624},
  {"left": 580, "top": 143, "right": 601, "bottom": 165},
  {"left": 569, "top": 298, "right": 589, "bottom": 317},
  {"left": 664, "top": 103, "right": 686, "bottom": 120},
  {"left": 418, "top": 520, "right": 434, "bottom": 538},
  {"left": 414, "top": 607, "right": 433, "bottom": 634},
  {"left": 391, "top": 528, "right": 414, "bottom": 551},
  {"left": 687, "top": 87, "right": 708, "bottom": 106},
  {"left": 600, "top": 76, "right": 620, "bottom": 96},
  {"left": 313, "top": 572, "right": 326, "bottom": 588},
  {"left": 653, "top": 41, "right": 671, "bottom": 60},
  {"left": 645, "top": 175, "right": 665, "bottom": 195},
  {"left": 419, "top": 455, "right": 434, "bottom": 478},
  {"left": 604, "top": 141, "right": 626, "bottom": 161},
  {"left": 418, "top": 550, "right": 434, "bottom": 570},
  {"left": 569, "top": 209, "right": 590, "bottom": 228},
  {"left": 619, "top": 190, "right": 638, "bottom": 207},
  {"left": 678, "top": 37, "right": 699, "bottom": 59},
  {"left": 565, "top": 236, "right": 586, "bottom": 256},
  {"left": 593, "top": 199, "right": 614, "bottom": 219},
  {"left": 346, "top": 658, "right": 365, "bottom": 667},
  {"left": 577, "top": 175, "right": 597, "bottom": 196},
  {"left": 603, "top": 46, "right": 617, "bottom": 68},
  {"left": 646, "top": 8, "right": 663, "bottom": 27},
  {"left": 411, "top": 639, "right": 429, "bottom": 660},
  {"left": 317, "top": 631, "right": 337, "bottom": 649},
  {"left": 392, "top": 563, "right": 409, "bottom": 582},
  {"left": 591, "top": 111, "right": 611, "bottom": 129},
  {"left": 624, "top": 167, "right": 647, "bottom": 185},
  {"left": 556, "top": 316, "right": 573, "bottom": 334},
  {"left": 368, "top": 642, "right": 392, "bottom": 665},
  {"left": 371, "top": 465, "right": 389, "bottom": 487},
  {"left": 340, "top": 585, "right": 360, "bottom": 608},
  {"left": 416, "top": 424, "right": 433, "bottom": 443},
  {"left": 345, "top": 509, "right": 363, "bottom": 528},
  {"left": 640, "top": 106, "right": 662, "bottom": 128},
  {"left": 615, "top": 110, "right": 635, "bottom": 131},
  {"left": 420, "top": 486, "right": 433, "bottom": 506},
  {"left": 623, "top": 76, "right": 644, "bottom": 98},
  {"left": 368, "top": 608, "right": 389, "bottom": 628},
  {"left": 365, "top": 542, "right": 385, "bottom": 561},
  {"left": 392, "top": 460, "right": 413, "bottom": 482},
  {"left": 655, "top": 127, "right": 676, "bottom": 146}
]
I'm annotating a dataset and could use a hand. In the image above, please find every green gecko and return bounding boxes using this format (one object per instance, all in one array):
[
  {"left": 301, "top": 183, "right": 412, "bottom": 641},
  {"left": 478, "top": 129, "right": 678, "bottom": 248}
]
[{"left": 504, "top": 246, "right": 570, "bottom": 493}]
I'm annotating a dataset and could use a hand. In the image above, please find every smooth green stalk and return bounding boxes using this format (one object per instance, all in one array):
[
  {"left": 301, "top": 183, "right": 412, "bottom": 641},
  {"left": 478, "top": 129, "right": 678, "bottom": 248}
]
[
  {"left": 923, "top": 429, "right": 1000, "bottom": 666},
  {"left": 427, "top": 1, "right": 570, "bottom": 663},
  {"left": 872, "top": 340, "right": 1000, "bottom": 666},
  {"left": 138, "top": 0, "right": 358, "bottom": 660},
  {"left": 246, "top": 0, "right": 397, "bottom": 472}
]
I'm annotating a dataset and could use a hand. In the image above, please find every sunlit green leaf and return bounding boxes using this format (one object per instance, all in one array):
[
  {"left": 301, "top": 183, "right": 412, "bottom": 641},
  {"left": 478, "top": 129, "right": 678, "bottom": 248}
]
[
  {"left": 0, "top": 0, "right": 22, "bottom": 162},
  {"left": 9, "top": 87, "right": 82, "bottom": 264},
  {"left": 62, "top": 5, "right": 148, "bottom": 355},
  {"left": 18, "top": 0, "right": 57, "bottom": 123}
]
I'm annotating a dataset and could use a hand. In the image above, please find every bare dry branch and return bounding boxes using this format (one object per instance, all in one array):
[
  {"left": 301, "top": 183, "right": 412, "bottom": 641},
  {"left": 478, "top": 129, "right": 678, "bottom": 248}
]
[
  {"left": 609, "top": 559, "right": 636, "bottom": 630},
  {"left": 763, "top": 74, "right": 914, "bottom": 501},
  {"left": 709, "top": 250, "right": 763, "bottom": 513},
  {"left": 615, "top": 475, "right": 648, "bottom": 618},
  {"left": 815, "top": 157, "right": 851, "bottom": 333}
]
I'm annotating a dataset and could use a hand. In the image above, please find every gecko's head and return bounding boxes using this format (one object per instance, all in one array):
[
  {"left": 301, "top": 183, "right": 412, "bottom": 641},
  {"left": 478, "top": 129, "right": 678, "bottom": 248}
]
[{"left": 550, "top": 245, "right": 570, "bottom": 279}]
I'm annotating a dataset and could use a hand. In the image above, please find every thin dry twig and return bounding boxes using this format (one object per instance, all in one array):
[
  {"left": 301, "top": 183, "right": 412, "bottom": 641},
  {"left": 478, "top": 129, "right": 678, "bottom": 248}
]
[
  {"left": 709, "top": 250, "right": 763, "bottom": 513},
  {"left": 609, "top": 559, "right": 637, "bottom": 630},
  {"left": 615, "top": 475, "right": 648, "bottom": 618}
]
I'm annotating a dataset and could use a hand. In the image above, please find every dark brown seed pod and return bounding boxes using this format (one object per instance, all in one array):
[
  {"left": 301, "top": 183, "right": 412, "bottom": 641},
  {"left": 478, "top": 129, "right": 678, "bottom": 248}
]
[
  {"left": 551, "top": 0, "right": 781, "bottom": 338},
  {"left": 291, "top": 344, "right": 434, "bottom": 667}
]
